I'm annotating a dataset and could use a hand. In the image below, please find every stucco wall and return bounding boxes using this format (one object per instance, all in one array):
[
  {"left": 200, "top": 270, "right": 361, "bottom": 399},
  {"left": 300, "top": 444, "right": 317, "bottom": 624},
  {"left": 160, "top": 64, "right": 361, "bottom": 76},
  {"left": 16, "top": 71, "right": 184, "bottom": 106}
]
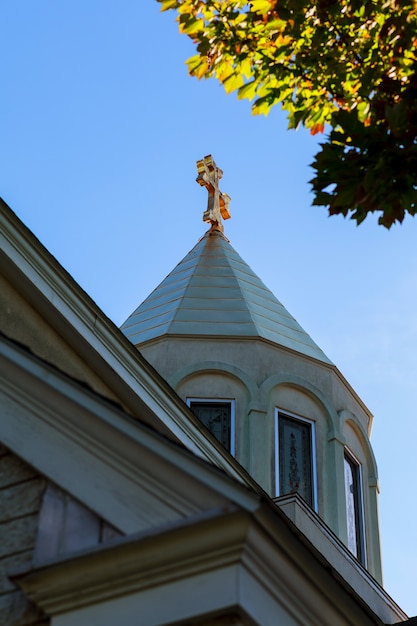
[{"left": 139, "top": 335, "right": 382, "bottom": 583}]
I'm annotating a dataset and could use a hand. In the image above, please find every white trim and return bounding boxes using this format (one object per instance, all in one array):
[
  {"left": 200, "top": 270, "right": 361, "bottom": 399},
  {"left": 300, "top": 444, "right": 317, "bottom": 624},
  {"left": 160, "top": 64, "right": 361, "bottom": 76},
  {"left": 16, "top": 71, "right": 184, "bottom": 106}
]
[
  {"left": 274, "top": 408, "right": 318, "bottom": 511},
  {"left": 187, "top": 398, "right": 236, "bottom": 457},
  {"left": 15, "top": 501, "right": 406, "bottom": 626},
  {"left": 344, "top": 447, "right": 367, "bottom": 567}
]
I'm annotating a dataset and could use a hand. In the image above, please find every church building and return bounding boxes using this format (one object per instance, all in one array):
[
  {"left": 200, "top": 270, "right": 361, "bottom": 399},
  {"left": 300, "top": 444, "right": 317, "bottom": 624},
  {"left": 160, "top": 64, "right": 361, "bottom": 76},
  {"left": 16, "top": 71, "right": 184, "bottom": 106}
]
[{"left": 0, "top": 156, "right": 413, "bottom": 625}]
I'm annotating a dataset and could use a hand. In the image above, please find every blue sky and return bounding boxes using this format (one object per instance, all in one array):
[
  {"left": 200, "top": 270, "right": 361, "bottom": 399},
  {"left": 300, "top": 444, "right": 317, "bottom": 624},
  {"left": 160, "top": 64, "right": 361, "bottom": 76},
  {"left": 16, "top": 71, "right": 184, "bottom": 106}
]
[{"left": 2, "top": 1, "right": 417, "bottom": 615}]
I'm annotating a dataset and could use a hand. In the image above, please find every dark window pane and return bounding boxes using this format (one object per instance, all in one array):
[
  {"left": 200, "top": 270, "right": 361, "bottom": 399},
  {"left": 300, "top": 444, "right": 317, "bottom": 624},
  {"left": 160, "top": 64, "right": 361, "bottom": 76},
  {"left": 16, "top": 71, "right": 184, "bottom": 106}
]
[
  {"left": 190, "top": 402, "right": 231, "bottom": 451},
  {"left": 279, "top": 413, "right": 313, "bottom": 506}
]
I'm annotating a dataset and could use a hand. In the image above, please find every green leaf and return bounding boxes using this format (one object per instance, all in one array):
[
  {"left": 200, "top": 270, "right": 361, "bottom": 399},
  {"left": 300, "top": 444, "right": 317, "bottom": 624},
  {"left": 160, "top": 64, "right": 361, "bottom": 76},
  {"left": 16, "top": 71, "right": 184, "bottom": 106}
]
[{"left": 161, "top": 0, "right": 417, "bottom": 228}]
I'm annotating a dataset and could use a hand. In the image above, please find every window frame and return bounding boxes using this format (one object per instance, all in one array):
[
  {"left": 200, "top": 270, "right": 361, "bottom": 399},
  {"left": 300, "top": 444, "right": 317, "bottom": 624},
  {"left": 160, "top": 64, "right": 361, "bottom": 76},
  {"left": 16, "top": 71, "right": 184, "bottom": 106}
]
[
  {"left": 274, "top": 408, "right": 318, "bottom": 511},
  {"left": 187, "top": 398, "right": 236, "bottom": 456},
  {"left": 344, "top": 447, "right": 367, "bottom": 565}
]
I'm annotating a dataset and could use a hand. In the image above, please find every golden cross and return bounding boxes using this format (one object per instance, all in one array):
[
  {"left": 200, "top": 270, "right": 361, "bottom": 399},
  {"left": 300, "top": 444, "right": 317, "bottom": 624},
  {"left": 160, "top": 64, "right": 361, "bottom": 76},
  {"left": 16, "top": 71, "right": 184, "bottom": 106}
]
[{"left": 196, "top": 155, "right": 231, "bottom": 232}]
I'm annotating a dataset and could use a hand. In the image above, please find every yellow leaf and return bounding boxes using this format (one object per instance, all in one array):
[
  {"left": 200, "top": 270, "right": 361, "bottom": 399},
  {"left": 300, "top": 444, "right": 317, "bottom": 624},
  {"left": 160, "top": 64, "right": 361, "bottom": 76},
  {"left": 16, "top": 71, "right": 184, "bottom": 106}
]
[
  {"left": 251, "top": 0, "right": 274, "bottom": 14},
  {"left": 252, "top": 97, "right": 271, "bottom": 116},
  {"left": 223, "top": 71, "right": 244, "bottom": 93},
  {"left": 159, "top": 0, "right": 179, "bottom": 11},
  {"left": 238, "top": 80, "right": 257, "bottom": 100},
  {"left": 179, "top": 17, "right": 204, "bottom": 35},
  {"left": 240, "top": 58, "right": 253, "bottom": 79},
  {"left": 275, "top": 34, "right": 292, "bottom": 46},
  {"left": 177, "top": 3, "right": 194, "bottom": 15},
  {"left": 187, "top": 54, "right": 202, "bottom": 72},
  {"left": 218, "top": 63, "right": 234, "bottom": 83},
  {"left": 195, "top": 60, "right": 209, "bottom": 79},
  {"left": 186, "top": 55, "right": 208, "bottom": 79}
]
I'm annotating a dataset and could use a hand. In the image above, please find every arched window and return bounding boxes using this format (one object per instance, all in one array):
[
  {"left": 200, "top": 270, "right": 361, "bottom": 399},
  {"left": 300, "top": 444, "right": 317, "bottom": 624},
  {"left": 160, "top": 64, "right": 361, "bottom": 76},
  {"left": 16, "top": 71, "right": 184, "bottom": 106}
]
[
  {"left": 275, "top": 410, "right": 317, "bottom": 509},
  {"left": 344, "top": 449, "right": 366, "bottom": 565}
]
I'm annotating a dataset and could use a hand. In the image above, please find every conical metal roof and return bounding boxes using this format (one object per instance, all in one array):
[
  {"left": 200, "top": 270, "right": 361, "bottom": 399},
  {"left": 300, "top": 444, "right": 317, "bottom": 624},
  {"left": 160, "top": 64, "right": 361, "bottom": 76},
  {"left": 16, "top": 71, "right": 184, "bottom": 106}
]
[{"left": 120, "top": 229, "right": 332, "bottom": 364}]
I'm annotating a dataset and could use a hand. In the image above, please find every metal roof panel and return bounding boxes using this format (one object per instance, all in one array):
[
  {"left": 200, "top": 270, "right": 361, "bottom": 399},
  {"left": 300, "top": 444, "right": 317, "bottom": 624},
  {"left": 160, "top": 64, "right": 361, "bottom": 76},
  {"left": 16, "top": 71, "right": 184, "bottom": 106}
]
[{"left": 120, "top": 229, "right": 332, "bottom": 364}]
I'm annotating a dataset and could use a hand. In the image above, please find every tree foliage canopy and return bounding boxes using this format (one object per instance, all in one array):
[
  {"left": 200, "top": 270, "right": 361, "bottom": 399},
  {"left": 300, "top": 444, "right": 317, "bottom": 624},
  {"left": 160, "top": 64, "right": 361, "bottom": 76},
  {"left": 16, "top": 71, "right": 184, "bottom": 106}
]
[{"left": 158, "top": 0, "right": 417, "bottom": 227}]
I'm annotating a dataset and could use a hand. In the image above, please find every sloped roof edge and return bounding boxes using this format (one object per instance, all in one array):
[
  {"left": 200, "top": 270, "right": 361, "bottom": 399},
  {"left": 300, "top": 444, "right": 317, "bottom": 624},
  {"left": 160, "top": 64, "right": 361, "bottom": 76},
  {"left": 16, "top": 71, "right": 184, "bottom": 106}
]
[
  {"left": 0, "top": 199, "right": 252, "bottom": 482},
  {"left": 0, "top": 331, "right": 261, "bottom": 533}
]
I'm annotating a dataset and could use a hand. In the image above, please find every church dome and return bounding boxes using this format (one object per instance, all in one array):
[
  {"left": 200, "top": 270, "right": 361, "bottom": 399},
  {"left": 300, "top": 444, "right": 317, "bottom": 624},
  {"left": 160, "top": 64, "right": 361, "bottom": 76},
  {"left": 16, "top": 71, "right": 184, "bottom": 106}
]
[
  {"left": 120, "top": 228, "right": 332, "bottom": 365},
  {"left": 119, "top": 156, "right": 382, "bottom": 584}
]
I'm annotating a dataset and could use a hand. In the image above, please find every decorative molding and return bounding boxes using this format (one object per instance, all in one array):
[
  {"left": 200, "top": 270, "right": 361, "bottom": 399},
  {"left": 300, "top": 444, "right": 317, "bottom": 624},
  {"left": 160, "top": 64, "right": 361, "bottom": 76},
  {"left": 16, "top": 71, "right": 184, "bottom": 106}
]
[
  {"left": 339, "top": 409, "right": 379, "bottom": 479},
  {"left": 14, "top": 503, "right": 405, "bottom": 626},
  {"left": 14, "top": 508, "right": 248, "bottom": 616},
  {"left": 169, "top": 360, "right": 260, "bottom": 406},
  {"left": 260, "top": 372, "right": 340, "bottom": 438},
  {"left": 272, "top": 494, "right": 405, "bottom": 623}
]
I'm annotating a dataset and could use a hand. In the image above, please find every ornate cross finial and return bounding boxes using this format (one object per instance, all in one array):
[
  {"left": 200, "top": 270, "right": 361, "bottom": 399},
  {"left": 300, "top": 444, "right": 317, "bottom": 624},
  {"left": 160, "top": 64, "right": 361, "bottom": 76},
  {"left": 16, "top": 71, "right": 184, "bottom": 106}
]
[{"left": 196, "top": 155, "right": 231, "bottom": 232}]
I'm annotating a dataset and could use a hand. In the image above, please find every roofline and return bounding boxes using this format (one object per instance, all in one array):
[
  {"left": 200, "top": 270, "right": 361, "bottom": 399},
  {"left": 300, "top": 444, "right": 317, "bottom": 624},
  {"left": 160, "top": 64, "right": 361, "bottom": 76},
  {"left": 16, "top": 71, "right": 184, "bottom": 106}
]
[
  {"left": 0, "top": 331, "right": 261, "bottom": 531},
  {"left": 0, "top": 198, "right": 255, "bottom": 485}
]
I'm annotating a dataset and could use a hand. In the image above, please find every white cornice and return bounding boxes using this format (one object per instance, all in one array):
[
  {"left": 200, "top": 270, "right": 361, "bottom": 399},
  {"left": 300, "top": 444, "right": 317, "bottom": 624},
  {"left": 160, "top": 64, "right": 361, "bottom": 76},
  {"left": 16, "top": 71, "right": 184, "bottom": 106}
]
[
  {"left": 14, "top": 508, "right": 249, "bottom": 616},
  {"left": 14, "top": 506, "right": 396, "bottom": 626},
  {"left": 267, "top": 494, "right": 406, "bottom": 624}
]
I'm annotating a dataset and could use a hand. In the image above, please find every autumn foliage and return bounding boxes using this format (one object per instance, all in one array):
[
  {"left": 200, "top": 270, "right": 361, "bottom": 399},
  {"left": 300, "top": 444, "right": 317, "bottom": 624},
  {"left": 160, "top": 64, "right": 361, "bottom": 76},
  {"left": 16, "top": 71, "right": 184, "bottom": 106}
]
[{"left": 158, "top": 0, "right": 417, "bottom": 227}]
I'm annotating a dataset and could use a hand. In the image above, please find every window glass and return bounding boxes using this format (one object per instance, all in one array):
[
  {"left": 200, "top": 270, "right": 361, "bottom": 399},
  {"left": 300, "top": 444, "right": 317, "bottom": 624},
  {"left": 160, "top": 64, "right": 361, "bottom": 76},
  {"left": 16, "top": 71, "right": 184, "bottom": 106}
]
[
  {"left": 344, "top": 451, "right": 365, "bottom": 564},
  {"left": 276, "top": 411, "right": 315, "bottom": 508},
  {"left": 189, "top": 400, "right": 234, "bottom": 453}
]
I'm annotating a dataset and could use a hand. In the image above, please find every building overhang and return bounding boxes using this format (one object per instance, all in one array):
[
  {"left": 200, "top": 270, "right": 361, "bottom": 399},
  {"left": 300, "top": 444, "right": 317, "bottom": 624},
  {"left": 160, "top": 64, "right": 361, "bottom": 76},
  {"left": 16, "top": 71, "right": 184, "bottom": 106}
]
[{"left": 14, "top": 504, "right": 406, "bottom": 626}]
